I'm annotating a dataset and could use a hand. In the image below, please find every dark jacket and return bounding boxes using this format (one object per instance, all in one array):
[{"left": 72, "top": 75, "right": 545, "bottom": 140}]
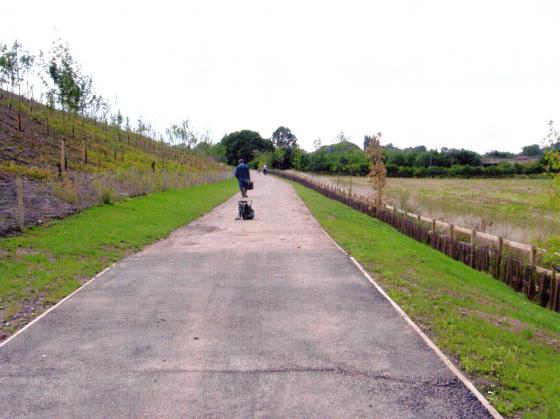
[{"left": 234, "top": 163, "right": 250, "bottom": 187}]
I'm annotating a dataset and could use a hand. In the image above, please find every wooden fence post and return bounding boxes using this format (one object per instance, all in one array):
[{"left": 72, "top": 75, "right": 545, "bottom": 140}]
[
  {"left": 529, "top": 245, "right": 536, "bottom": 267},
  {"left": 470, "top": 229, "right": 477, "bottom": 266},
  {"left": 548, "top": 266, "right": 560, "bottom": 311},
  {"left": 552, "top": 268, "right": 559, "bottom": 311},
  {"left": 432, "top": 219, "right": 436, "bottom": 234},
  {"left": 449, "top": 224, "right": 455, "bottom": 239},
  {"left": 15, "top": 177, "right": 25, "bottom": 232},
  {"left": 548, "top": 269, "right": 556, "bottom": 310}
]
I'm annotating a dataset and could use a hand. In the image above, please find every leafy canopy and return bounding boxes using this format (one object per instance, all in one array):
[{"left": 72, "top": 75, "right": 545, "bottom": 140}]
[{"left": 220, "top": 130, "right": 273, "bottom": 165}]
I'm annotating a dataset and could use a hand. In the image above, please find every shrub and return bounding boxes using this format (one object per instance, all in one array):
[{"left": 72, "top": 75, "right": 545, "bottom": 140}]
[
  {"left": 52, "top": 177, "right": 80, "bottom": 206},
  {"left": 100, "top": 186, "right": 115, "bottom": 204}
]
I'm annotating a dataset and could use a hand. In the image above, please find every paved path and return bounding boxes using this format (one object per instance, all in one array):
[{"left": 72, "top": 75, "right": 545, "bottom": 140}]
[{"left": 0, "top": 174, "right": 492, "bottom": 418}]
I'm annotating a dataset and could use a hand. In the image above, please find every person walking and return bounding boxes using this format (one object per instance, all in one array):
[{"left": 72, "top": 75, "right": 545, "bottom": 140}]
[
  {"left": 234, "top": 158, "right": 251, "bottom": 198},
  {"left": 263, "top": 164, "right": 268, "bottom": 175}
]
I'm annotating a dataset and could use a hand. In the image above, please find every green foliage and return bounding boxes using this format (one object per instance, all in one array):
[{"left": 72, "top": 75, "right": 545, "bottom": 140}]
[
  {"left": 273, "top": 147, "right": 286, "bottom": 168},
  {"left": 542, "top": 120, "right": 560, "bottom": 210},
  {"left": 0, "top": 162, "right": 51, "bottom": 179},
  {"left": 271, "top": 126, "right": 298, "bottom": 169},
  {"left": 166, "top": 119, "right": 196, "bottom": 148},
  {"left": 100, "top": 185, "right": 115, "bottom": 204},
  {"left": 540, "top": 121, "right": 560, "bottom": 268},
  {"left": 0, "top": 40, "right": 34, "bottom": 94},
  {"left": 485, "top": 150, "right": 516, "bottom": 158},
  {"left": 385, "top": 162, "right": 545, "bottom": 178},
  {"left": 521, "top": 144, "right": 543, "bottom": 156},
  {"left": 0, "top": 43, "right": 6, "bottom": 87},
  {"left": 272, "top": 125, "right": 297, "bottom": 149},
  {"left": 252, "top": 150, "right": 274, "bottom": 169},
  {"left": 291, "top": 147, "right": 304, "bottom": 170},
  {"left": 194, "top": 141, "right": 227, "bottom": 163},
  {"left": 293, "top": 182, "right": 560, "bottom": 418},
  {"left": 43, "top": 40, "right": 93, "bottom": 114},
  {"left": 303, "top": 141, "right": 370, "bottom": 175},
  {"left": 384, "top": 146, "right": 481, "bottom": 168},
  {"left": 220, "top": 130, "right": 273, "bottom": 165}
]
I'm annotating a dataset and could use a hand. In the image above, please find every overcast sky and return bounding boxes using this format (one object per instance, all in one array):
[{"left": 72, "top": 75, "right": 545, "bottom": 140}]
[{"left": 2, "top": 0, "right": 560, "bottom": 153}]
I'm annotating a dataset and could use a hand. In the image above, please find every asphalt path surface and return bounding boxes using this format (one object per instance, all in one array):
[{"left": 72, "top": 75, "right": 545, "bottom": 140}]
[{"left": 0, "top": 174, "right": 492, "bottom": 418}]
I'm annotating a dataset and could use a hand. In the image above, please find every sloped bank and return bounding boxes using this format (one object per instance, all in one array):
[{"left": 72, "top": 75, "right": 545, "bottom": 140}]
[{"left": 0, "top": 169, "right": 231, "bottom": 236}]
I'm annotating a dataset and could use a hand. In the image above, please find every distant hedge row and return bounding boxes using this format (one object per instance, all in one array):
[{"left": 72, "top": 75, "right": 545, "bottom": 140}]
[{"left": 386, "top": 162, "right": 546, "bottom": 178}]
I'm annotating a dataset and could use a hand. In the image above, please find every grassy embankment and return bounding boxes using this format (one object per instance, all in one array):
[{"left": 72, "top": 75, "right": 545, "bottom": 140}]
[
  {"left": 0, "top": 91, "right": 225, "bottom": 187},
  {"left": 0, "top": 179, "right": 237, "bottom": 336},
  {"left": 292, "top": 182, "right": 560, "bottom": 418},
  {"left": 310, "top": 174, "right": 556, "bottom": 244}
]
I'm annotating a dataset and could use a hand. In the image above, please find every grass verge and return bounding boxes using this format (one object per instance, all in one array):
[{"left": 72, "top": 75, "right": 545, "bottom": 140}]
[
  {"left": 292, "top": 181, "right": 560, "bottom": 418},
  {"left": 0, "top": 179, "right": 237, "bottom": 337}
]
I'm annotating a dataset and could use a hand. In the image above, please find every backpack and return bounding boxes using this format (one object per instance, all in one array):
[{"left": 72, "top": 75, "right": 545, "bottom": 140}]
[{"left": 237, "top": 200, "right": 255, "bottom": 220}]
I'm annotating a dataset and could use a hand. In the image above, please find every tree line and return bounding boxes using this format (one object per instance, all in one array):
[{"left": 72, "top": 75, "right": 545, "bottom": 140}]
[
  {"left": 379, "top": 143, "right": 547, "bottom": 178},
  {"left": 203, "top": 125, "right": 559, "bottom": 179}
]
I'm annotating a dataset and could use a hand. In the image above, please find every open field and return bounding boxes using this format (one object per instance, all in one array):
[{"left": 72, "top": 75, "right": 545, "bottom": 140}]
[
  {"left": 300, "top": 173, "right": 557, "bottom": 245},
  {"left": 0, "top": 179, "right": 237, "bottom": 339},
  {"left": 292, "top": 181, "right": 560, "bottom": 418}
]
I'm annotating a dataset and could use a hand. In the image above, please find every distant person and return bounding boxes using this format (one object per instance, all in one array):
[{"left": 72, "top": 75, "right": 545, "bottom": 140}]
[
  {"left": 234, "top": 158, "right": 251, "bottom": 198},
  {"left": 263, "top": 164, "right": 268, "bottom": 175}
]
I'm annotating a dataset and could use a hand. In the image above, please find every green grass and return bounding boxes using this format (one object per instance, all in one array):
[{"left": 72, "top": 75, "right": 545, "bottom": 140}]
[
  {"left": 292, "top": 182, "right": 560, "bottom": 418},
  {"left": 0, "top": 179, "right": 237, "bottom": 334},
  {"left": 313, "top": 174, "right": 557, "bottom": 245}
]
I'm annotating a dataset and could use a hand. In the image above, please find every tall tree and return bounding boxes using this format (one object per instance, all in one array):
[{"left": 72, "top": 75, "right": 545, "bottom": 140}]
[
  {"left": 272, "top": 126, "right": 297, "bottom": 149},
  {"left": 336, "top": 131, "right": 349, "bottom": 143},
  {"left": 167, "top": 119, "right": 198, "bottom": 152},
  {"left": 221, "top": 130, "right": 273, "bottom": 165},
  {"left": 271, "top": 126, "right": 298, "bottom": 169},
  {"left": 43, "top": 40, "right": 94, "bottom": 115},
  {"left": 0, "top": 40, "right": 34, "bottom": 100},
  {"left": 541, "top": 121, "right": 560, "bottom": 265},
  {"left": 0, "top": 42, "right": 7, "bottom": 90},
  {"left": 521, "top": 144, "right": 543, "bottom": 157},
  {"left": 365, "top": 133, "right": 386, "bottom": 207}
]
